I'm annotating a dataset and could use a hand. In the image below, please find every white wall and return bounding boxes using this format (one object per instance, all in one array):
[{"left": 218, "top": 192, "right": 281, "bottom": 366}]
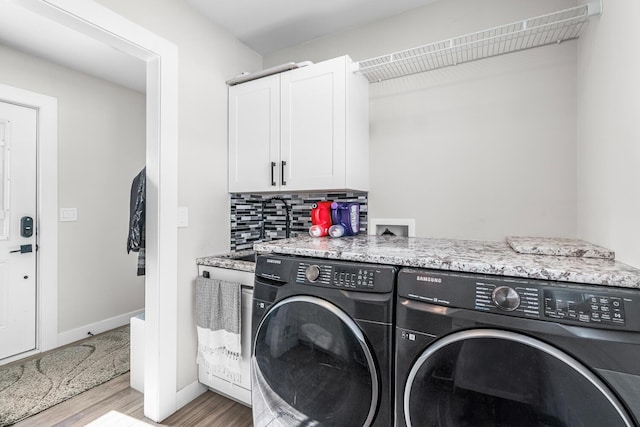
[
  {"left": 93, "top": 0, "right": 261, "bottom": 390},
  {"left": 0, "top": 44, "right": 145, "bottom": 333},
  {"left": 577, "top": 0, "right": 640, "bottom": 268},
  {"left": 265, "top": 0, "right": 579, "bottom": 241}
]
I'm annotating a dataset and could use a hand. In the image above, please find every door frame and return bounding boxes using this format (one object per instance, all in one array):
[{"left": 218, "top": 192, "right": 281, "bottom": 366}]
[
  {"left": 9, "top": 0, "right": 179, "bottom": 422},
  {"left": 0, "top": 84, "right": 58, "bottom": 358}
]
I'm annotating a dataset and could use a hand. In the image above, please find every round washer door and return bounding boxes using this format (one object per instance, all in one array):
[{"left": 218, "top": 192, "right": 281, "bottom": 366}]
[
  {"left": 252, "top": 295, "right": 379, "bottom": 427},
  {"left": 404, "top": 329, "right": 634, "bottom": 427}
]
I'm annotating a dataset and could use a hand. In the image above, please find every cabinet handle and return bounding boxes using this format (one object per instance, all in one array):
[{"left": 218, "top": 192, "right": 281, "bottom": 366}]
[
  {"left": 281, "top": 161, "right": 287, "bottom": 186},
  {"left": 270, "top": 162, "right": 276, "bottom": 186}
]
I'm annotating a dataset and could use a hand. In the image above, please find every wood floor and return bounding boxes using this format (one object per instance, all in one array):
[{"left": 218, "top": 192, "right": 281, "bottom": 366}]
[{"left": 13, "top": 372, "right": 253, "bottom": 427}]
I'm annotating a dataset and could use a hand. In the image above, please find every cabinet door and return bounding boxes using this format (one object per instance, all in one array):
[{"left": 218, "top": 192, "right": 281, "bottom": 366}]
[
  {"left": 228, "top": 75, "right": 280, "bottom": 192},
  {"left": 280, "top": 56, "right": 346, "bottom": 191}
]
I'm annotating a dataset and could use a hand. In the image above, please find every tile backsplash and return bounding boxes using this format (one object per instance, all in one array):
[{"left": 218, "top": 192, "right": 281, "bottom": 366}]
[{"left": 230, "top": 192, "right": 368, "bottom": 251}]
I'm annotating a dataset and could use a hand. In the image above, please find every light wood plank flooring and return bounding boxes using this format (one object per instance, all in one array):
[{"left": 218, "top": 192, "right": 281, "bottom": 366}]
[{"left": 13, "top": 372, "right": 253, "bottom": 427}]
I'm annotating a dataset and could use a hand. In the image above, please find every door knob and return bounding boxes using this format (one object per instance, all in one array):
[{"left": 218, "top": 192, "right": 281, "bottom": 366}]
[{"left": 10, "top": 244, "right": 33, "bottom": 254}]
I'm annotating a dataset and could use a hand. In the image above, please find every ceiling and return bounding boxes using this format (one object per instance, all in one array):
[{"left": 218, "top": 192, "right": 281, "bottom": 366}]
[
  {"left": 0, "top": 0, "right": 437, "bottom": 93},
  {"left": 186, "top": 0, "right": 438, "bottom": 55}
]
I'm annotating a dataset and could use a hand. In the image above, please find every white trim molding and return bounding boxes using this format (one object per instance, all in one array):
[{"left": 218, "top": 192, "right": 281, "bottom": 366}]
[
  {"left": 9, "top": 0, "right": 180, "bottom": 422},
  {"left": 176, "top": 381, "right": 208, "bottom": 411}
]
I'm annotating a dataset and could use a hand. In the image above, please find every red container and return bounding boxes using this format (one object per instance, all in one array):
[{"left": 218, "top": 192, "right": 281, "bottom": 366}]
[{"left": 310, "top": 201, "right": 333, "bottom": 237}]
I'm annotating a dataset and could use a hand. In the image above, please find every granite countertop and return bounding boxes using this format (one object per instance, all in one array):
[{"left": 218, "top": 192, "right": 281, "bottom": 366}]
[
  {"left": 254, "top": 235, "right": 640, "bottom": 289},
  {"left": 506, "top": 236, "right": 615, "bottom": 259},
  {"left": 196, "top": 249, "right": 256, "bottom": 273}
]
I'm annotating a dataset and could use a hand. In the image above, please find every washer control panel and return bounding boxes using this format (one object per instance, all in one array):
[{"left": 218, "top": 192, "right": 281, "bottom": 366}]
[
  {"left": 255, "top": 255, "right": 396, "bottom": 294},
  {"left": 398, "top": 268, "right": 640, "bottom": 331},
  {"left": 294, "top": 260, "right": 394, "bottom": 293}
]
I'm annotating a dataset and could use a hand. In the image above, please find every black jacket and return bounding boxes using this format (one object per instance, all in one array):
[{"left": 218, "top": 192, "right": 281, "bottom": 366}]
[{"left": 127, "top": 167, "right": 145, "bottom": 254}]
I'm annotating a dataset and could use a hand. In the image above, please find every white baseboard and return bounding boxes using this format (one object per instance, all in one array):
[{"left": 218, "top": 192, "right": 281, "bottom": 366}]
[
  {"left": 176, "top": 380, "right": 207, "bottom": 410},
  {"left": 57, "top": 309, "right": 145, "bottom": 347}
]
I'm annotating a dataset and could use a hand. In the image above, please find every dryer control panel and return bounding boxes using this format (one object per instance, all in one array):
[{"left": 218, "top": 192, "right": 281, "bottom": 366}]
[
  {"left": 543, "top": 290, "right": 625, "bottom": 326},
  {"left": 398, "top": 268, "right": 640, "bottom": 331}
]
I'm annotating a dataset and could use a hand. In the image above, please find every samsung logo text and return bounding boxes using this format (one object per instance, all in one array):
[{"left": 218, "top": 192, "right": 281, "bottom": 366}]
[{"left": 416, "top": 276, "right": 442, "bottom": 283}]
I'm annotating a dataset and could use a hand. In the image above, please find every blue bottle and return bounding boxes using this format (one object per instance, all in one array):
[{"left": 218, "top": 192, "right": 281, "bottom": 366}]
[{"left": 330, "top": 202, "right": 360, "bottom": 236}]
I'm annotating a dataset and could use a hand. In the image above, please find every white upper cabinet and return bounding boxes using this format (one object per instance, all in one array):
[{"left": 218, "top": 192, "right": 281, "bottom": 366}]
[
  {"left": 228, "top": 55, "right": 369, "bottom": 193},
  {"left": 228, "top": 74, "right": 280, "bottom": 193}
]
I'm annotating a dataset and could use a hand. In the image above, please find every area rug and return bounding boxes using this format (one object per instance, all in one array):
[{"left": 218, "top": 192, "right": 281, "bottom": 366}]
[{"left": 0, "top": 326, "right": 130, "bottom": 426}]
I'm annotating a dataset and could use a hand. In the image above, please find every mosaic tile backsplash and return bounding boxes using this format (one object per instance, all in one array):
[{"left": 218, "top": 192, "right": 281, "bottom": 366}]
[{"left": 230, "top": 192, "right": 368, "bottom": 251}]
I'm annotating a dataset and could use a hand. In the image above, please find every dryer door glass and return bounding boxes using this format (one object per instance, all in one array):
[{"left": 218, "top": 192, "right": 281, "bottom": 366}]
[
  {"left": 404, "top": 330, "right": 633, "bottom": 427},
  {"left": 252, "top": 296, "right": 378, "bottom": 427}
]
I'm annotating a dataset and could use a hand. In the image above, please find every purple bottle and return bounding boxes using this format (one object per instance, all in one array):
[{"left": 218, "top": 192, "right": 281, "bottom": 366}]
[{"left": 330, "top": 202, "right": 360, "bottom": 236}]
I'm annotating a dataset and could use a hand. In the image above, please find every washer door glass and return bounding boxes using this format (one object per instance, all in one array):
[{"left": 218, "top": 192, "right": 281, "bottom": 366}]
[
  {"left": 252, "top": 296, "right": 378, "bottom": 427},
  {"left": 405, "top": 329, "right": 633, "bottom": 427}
]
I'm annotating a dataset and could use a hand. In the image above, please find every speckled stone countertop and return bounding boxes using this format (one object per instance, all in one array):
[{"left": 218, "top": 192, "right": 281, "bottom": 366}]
[
  {"left": 506, "top": 236, "right": 615, "bottom": 259},
  {"left": 196, "top": 250, "right": 256, "bottom": 273},
  {"left": 254, "top": 235, "right": 640, "bottom": 289}
]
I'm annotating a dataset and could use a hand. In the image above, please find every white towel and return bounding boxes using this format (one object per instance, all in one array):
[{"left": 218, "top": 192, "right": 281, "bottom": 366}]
[{"left": 195, "top": 277, "right": 242, "bottom": 384}]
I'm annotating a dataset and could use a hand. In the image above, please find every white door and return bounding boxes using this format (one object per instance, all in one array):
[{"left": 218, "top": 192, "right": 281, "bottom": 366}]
[
  {"left": 228, "top": 74, "right": 281, "bottom": 192},
  {"left": 0, "top": 101, "right": 37, "bottom": 361},
  {"left": 280, "top": 56, "right": 346, "bottom": 191}
]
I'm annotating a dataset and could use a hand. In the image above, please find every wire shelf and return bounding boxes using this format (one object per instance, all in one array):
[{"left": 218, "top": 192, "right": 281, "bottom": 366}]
[{"left": 355, "top": 2, "right": 601, "bottom": 83}]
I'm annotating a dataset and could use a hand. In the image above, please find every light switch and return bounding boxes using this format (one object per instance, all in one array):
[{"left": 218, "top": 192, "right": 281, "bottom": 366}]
[
  {"left": 177, "top": 206, "right": 189, "bottom": 228},
  {"left": 60, "top": 208, "right": 77, "bottom": 222}
]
